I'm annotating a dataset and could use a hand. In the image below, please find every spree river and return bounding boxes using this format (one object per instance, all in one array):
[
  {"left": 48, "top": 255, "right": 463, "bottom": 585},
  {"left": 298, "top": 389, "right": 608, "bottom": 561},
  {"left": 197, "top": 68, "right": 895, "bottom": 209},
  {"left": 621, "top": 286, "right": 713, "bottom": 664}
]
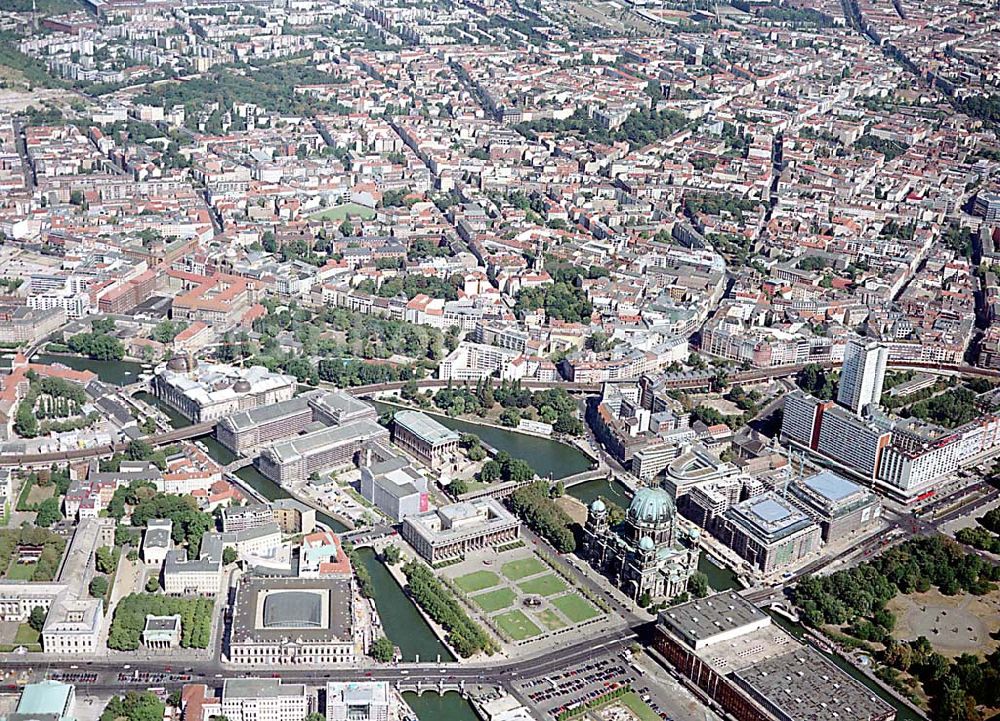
[
  {"left": 371, "top": 401, "right": 592, "bottom": 480},
  {"left": 34, "top": 353, "right": 146, "bottom": 385},
  {"left": 403, "top": 692, "right": 479, "bottom": 721},
  {"left": 356, "top": 547, "right": 453, "bottom": 663}
]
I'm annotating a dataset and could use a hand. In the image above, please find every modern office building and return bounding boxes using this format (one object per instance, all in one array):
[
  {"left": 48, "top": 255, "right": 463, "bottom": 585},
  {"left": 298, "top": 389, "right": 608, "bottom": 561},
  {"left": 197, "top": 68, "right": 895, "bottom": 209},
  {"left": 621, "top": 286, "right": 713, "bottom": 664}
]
[
  {"left": 359, "top": 455, "right": 430, "bottom": 521},
  {"left": 257, "top": 419, "right": 389, "bottom": 485},
  {"left": 222, "top": 504, "right": 274, "bottom": 533},
  {"left": 789, "top": 470, "right": 882, "bottom": 541},
  {"left": 153, "top": 357, "right": 296, "bottom": 423},
  {"left": 662, "top": 443, "right": 742, "bottom": 503},
  {"left": 973, "top": 190, "right": 1000, "bottom": 222},
  {"left": 392, "top": 410, "right": 460, "bottom": 469},
  {"left": 682, "top": 475, "right": 743, "bottom": 531},
  {"left": 402, "top": 498, "right": 520, "bottom": 564},
  {"left": 438, "top": 341, "right": 525, "bottom": 382},
  {"left": 326, "top": 682, "right": 390, "bottom": 721},
  {"left": 219, "top": 679, "right": 310, "bottom": 721},
  {"left": 228, "top": 576, "right": 358, "bottom": 666},
  {"left": 652, "top": 592, "right": 895, "bottom": 721},
  {"left": 815, "top": 404, "right": 892, "bottom": 480},
  {"left": 632, "top": 442, "right": 684, "bottom": 481},
  {"left": 716, "top": 493, "right": 822, "bottom": 574},
  {"left": 782, "top": 395, "right": 892, "bottom": 481},
  {"left": 837, "top": 339, "right": 888, "bottom": 415},
  {"left": 779, "top": 391, "right": 827, "bottom": 449}
]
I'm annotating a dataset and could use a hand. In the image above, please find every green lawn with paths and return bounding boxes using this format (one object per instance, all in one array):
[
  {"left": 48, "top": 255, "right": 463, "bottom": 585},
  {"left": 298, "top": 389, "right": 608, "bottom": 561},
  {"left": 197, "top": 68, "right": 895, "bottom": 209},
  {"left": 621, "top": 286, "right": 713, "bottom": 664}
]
[
  {"left": 14, "top": 624, "right": 40, "bottom": 646},
  {"left": 500, "top": 557, "right": 546, "bottom": 581},
  {"left": 518, "top": 573, "right": 567, "bottom": 597},
  {"left": 552, "top": 594, "right": 601, "bottom": 623},
  {"left": 455, "top": 570, "right": 500, "bottom": 593},
  {"left": 472, "top": 587, "right": 516, "bottom": 613},
  {"left": 495, "top": 609, "right": 541, "bottom": 641},
  {"left": 536, "top": 608, "right": 567, "bottom": 631},
  {"left": 5, "top": 563, "right": 36, "bottom": 580}
]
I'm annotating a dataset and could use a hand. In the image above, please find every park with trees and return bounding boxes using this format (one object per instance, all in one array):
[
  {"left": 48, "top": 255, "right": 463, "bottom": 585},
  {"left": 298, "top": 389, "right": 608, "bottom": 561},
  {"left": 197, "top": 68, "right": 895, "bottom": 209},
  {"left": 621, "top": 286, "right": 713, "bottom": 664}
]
[
  {"left": 507, "top": 480, "right": 576, "bottom": 553},
  {"left": 0, "top": 527, "right": 66, "bottom": 582},
  {"left": 792, "top": 536, "right": 1000, "bottom": 721},
  {"left": 429, "top": 379, "right": 586, "bottom": 436},
  {"left": 14, "top": 374, "right": 99, "bottom": 438},
  {"left": 63, "top": 318, "right": 124, "bottom": 360},
  {"left": 107, "top": 594, "right": 213, "bottom": 650},
  {"left": 99, "top": 692, "right": 165, "bottom": 721},
  {"left": 402, "top": 560, "right": 496, "bottom": 658}
]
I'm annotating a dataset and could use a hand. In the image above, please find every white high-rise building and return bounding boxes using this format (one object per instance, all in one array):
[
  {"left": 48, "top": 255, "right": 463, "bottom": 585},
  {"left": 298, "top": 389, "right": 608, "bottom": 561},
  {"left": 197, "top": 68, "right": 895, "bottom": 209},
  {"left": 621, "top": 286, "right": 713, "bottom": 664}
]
[{"left": 837, "top": 339, "right": 888, "bottom": 415}]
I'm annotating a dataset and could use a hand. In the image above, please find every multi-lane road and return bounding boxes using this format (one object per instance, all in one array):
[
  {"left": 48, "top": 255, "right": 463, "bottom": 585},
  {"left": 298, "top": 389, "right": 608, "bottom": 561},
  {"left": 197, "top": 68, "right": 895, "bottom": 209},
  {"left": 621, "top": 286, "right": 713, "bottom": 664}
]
[{"left": 2, "top": 625, "right": 641, "bottom": 693}]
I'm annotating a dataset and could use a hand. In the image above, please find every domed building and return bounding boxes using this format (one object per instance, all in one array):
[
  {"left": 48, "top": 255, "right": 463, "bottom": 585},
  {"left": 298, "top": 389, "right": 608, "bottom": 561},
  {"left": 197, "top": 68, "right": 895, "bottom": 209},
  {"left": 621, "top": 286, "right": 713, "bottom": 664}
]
[{"left": 582, "top": 484, "right": 699, "bottom": 603}]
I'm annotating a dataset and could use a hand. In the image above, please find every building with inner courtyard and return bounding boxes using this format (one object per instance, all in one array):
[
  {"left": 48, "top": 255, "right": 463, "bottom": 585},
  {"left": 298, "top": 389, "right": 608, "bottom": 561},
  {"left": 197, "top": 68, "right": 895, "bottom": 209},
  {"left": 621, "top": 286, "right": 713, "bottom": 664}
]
[
  {"left": 581, "top": 485, "right": 700, "bottom": 602},
  {"left": 228, "top": 576, "right": 359, "bottom": 666}
]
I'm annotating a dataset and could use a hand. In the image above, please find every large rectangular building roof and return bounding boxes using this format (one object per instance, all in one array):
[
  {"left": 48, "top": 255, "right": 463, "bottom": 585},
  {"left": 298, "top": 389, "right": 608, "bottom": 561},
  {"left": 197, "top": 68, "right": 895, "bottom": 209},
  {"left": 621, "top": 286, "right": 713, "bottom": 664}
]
[
  {"left": 15, "top": 681, "right": 73, "bottom": 716},
  {"left": 394, "top": 410, "right": 460, "bottom": 445},
  {"left": 658, "top": 593, "right": 895, "bottom": 721},
  {"left": 658, "top": 591, "right": 770, "bottom": 650},
  {"left": 264, "top": 419, "right": 387, "bottom": 464},
  {"left": 230, "top": 576, "right": 353, "bottom": 645},
  {"left": 733, "top": 646, "right": 895, "bottom": 721},
  {"left": 222, "top": 395, "right": 313, "bottom": 432},
  {"left": 799, "top": 469, "right": 861, "bottom": 502},
  {"left": 724, "top": 492, "right": 817, "bottom": 543},
  {"left": 223, "top": 678, "right": 307, "bottom": 699}
]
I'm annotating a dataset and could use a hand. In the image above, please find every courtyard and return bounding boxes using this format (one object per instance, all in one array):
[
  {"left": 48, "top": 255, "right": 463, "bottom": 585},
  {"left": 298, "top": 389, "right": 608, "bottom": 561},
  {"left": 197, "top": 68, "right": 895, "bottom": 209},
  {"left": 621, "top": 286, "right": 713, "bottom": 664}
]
[{"left": 445, "top": 548, "right": 603, "bottom": 645}]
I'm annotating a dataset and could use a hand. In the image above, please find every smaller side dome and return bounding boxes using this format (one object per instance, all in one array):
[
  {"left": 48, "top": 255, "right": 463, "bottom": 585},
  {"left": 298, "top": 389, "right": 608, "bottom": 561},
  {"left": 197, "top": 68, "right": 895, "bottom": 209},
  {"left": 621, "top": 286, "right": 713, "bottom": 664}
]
[
  {"left": 590, "top": 498, "right": 607, "bottom": 514},
  {"left": 232, "top": 379, "right": 252, "bottom": 393},
  {"left": 166, "top": 353, "right": 196, "bottom": 373},
  {"left": 639, "top": 536, "right": 655, "bottom": 552}
]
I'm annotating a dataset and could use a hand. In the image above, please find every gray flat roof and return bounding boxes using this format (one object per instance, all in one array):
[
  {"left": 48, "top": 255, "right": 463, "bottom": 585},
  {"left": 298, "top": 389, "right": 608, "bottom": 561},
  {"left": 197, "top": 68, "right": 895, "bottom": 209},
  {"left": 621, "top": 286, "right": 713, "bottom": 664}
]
[
  {"left": 222, "top": 395, "right": 313, "bottom": 432},
  {"left": 393, "top": 410, "right": 460, "bottom": 445},
  {"left": 800, "top": 469, "right": 862, "bottom": 502},
  {"left": 264, "top": 419, "right": 387, "bottom": 464},
  {"left": 143, "top": 615, "right": 181, "bottom": 632},
  {"left": 733, "top": 646, "right": 894, "bottom": 721},
  {"left": 659, "top": 592, "right": 769, "bottom": 648},
  {"left": 725, "top": 492, "right": 816, "bottom": 542},
  {"left": 143, "top": 525, "right": 172, "bottom": 549},
  {"left": 310, "top": 390, "right": 375, "bottom": 420},
  {"left": 231, "top": 576, "right": 353, "bottom": 644},
  {"left": 223, "top": 678, "right": 307, "bottom": 699}
]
